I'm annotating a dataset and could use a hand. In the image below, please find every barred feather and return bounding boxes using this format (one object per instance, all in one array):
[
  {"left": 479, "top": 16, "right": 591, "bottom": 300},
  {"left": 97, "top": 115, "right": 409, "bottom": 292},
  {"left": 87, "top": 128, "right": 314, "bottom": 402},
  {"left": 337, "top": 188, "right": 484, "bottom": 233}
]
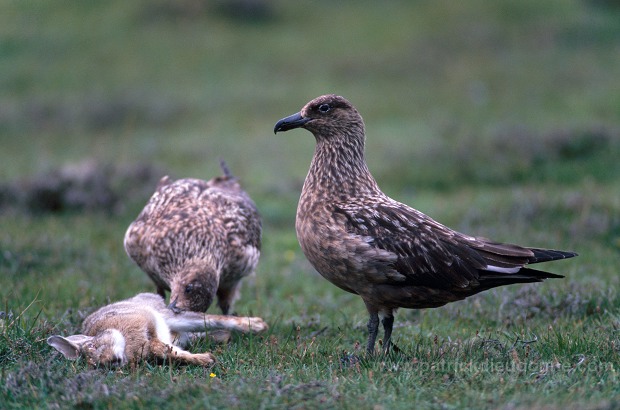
[{"left": 275, "top": 94, "right": 577, "bottom": 353}]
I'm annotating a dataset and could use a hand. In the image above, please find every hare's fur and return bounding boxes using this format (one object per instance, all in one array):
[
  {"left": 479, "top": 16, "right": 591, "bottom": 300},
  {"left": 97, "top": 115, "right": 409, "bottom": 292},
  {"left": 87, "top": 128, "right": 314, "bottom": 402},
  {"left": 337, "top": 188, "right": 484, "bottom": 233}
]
[{"left": 48, "top": 293, "right": 267, "bottom": 367}]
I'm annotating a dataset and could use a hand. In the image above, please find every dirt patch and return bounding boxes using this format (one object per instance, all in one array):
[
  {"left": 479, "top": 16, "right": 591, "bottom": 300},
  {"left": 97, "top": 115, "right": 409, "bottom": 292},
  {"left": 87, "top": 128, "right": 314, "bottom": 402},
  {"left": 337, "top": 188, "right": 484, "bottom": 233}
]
[{"left": 0, "top": 159, "right": 164, "bottom": 214}]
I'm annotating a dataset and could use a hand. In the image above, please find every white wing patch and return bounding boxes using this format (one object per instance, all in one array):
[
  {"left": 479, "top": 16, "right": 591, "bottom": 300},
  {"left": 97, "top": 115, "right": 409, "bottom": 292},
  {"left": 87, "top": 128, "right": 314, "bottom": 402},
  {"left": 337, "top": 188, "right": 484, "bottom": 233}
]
[{"left": 485, "top": 265, "right": 521, "bottom": 274}]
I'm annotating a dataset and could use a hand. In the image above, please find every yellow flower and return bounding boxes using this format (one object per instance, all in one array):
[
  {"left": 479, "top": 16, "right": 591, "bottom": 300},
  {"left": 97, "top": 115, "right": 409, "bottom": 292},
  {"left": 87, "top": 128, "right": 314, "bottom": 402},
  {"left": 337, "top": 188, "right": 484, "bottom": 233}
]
[{"left": 210, "top": 373, "right": 216, "bottom": 378}]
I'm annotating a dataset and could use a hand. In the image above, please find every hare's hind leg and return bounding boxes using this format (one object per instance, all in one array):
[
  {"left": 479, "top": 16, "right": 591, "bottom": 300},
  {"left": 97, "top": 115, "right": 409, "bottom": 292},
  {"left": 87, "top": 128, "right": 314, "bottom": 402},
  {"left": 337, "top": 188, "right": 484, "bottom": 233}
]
[
  {"left": 166, "top": 312, "right": 268, "bottom": 334},
  {"left": 150, "top": 339, "right": 215, "bottom": 367}
]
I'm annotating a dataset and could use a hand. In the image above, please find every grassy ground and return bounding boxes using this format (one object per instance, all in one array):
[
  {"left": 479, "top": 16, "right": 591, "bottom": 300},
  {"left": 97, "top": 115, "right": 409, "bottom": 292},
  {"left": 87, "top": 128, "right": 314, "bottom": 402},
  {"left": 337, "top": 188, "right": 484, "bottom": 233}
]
[{"left": 1, "top": 0, "right": 620, "bottom": 408}]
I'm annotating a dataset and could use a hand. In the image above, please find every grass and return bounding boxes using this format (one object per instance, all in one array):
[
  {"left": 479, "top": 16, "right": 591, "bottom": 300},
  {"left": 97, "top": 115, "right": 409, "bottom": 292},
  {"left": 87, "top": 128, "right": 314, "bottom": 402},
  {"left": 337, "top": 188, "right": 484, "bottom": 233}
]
[{"left": 1, "top": 0, "right": 620, "bottom": 408}]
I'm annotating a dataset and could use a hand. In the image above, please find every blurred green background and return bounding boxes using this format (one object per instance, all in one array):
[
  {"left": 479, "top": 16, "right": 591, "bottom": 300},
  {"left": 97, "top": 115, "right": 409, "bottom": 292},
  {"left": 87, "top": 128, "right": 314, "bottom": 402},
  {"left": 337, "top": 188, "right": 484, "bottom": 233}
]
[
  {"left": 2, "top": 0, "right": 619, "bottom": 312},
  {"left": 2, "top": 1, "right": 620, "bottom": 408},
  {"left": 3, "top": 0, "right": 619, "bottom": 182}
]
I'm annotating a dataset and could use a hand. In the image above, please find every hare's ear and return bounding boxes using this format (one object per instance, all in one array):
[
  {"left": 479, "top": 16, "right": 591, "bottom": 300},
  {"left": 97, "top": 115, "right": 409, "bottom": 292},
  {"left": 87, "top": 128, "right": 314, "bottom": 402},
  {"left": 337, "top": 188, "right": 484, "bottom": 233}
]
[{"left": 47, "top": 335, "right": 93, "bottom": 360}]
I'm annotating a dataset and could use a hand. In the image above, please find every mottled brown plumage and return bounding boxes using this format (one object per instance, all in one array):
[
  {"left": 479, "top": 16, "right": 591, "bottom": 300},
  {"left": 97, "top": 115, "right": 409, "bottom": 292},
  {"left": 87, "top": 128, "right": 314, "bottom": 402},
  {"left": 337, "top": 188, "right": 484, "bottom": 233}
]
[
  {"left": 124, "top": 161, "right": 261, "bottom": 314},
  {"left": 274, "top": 94, "right": 577, "bottom": 354}
]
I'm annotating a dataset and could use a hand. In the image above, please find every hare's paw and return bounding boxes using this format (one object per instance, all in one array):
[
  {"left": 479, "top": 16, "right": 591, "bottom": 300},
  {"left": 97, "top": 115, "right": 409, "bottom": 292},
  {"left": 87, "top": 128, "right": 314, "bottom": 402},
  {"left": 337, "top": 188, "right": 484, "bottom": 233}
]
[
  {"left": 245, "top": 317, "right": 268, "bottom": 333},
  {"left": 195, "top": 352, "right": 216, "bottom": 367}
]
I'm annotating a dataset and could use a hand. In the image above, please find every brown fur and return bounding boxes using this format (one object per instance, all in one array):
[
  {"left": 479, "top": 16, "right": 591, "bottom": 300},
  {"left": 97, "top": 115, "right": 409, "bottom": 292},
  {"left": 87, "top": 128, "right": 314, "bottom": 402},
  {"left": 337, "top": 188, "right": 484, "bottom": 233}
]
[{"left": 47, "top": 293, "right": 268, "bottom": 367}]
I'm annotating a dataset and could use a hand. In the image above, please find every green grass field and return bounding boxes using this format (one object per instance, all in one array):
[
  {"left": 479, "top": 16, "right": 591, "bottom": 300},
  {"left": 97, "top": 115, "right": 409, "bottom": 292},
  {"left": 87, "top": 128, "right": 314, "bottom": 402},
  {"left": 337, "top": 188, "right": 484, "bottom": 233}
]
[{"left": 1, "top": 1, "right": 619, "bottom": 408}]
